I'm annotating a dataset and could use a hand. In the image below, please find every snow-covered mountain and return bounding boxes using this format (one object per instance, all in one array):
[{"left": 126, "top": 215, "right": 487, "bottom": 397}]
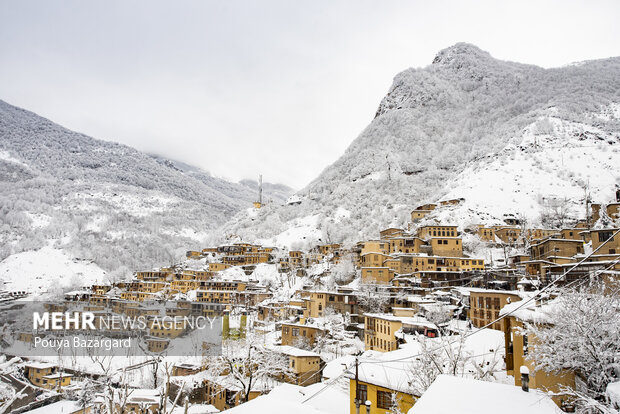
[
  {"left": 0, "top": 99, "right": 292, "bottom": 283},
  {"left": 223, "top": 43, "right": 620, "bottom": 248}
]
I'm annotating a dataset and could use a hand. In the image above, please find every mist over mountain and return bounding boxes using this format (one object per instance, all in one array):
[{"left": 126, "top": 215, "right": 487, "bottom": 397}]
[
  {"left": 223, "top": 43, "right": 620, "bottom": 248},
  {"left": 0, "top": 100, "right": 290, "bottom": 277}
]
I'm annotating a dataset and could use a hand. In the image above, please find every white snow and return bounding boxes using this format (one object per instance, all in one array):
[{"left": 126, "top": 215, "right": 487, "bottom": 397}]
[
  {"left": 607, "top": 381, "right": 620, "bottom": 407},
  {"left": 439, "top": 114, "right": 620, "bottom": 225},
  {"left": 24, "top": 212, "right": 51, "bottom": 229},
  {"left": 19, "top": 400, "right": 81, "bottom": 414},
  {"left": 68, "top": 190, "right": 181, "bottom": 217},
  {"left": 0, "top": 246, "right": 107, "bottom": 296},
  {"left": 408, "top": 375, "right": 561, "bottom": 414},
  {"left": 0, "top": 149, "right": 28, "bottom": 167},
  {"left": 223, "top": 382, "right": 348, "bottom": 414},
  {"left": 258, "top": 214, "right": 323, "bottom": 250}
]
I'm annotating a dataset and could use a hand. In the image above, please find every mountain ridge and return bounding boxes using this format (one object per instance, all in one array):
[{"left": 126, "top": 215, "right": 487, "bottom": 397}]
[
  {"left": 222, "top": 43, "right": 620, "bottom": 249},
  {"left": 0, "top": 99, "right": 291, "bottom": 276}
]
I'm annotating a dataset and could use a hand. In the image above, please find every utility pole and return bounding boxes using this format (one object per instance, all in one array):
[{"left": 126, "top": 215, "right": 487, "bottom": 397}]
[
  {"left": 355, "top": 357, "right": 360, "bottom": 414},
  {"left": 584, "top": 184, "right": 591, "bottom": 229}
]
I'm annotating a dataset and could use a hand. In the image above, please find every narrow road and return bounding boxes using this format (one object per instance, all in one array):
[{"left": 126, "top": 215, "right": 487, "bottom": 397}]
[{"left": 0, "top": 373, "right": 42, "bottom": 413}]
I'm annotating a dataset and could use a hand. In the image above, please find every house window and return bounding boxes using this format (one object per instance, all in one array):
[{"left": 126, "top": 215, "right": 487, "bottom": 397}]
[
  {"left": 377, "top": 390, "right": 392, "bottom": 409},
  {"left": 292, "top": 328, "right": 299, "bottom": 336},
  {"left": 523, "top": 334, "right": 529, "bottom": 355},
  {"left": 598, "top": 231, "right": 613, "bottom": 242},
  {"left": 356, "top": 384, "right": 367, "bottom": 403}
]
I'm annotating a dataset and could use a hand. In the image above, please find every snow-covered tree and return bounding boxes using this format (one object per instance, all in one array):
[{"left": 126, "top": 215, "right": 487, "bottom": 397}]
[
  {"left": 357, "top": 281, "right": 391, "bottom": 313},
  {"left": 207, "top": 336, "right": 293, "bottom": 403},
  {"left": 524, "top": 281, "right": 620, "bottom": 412},
  {"left": 409, "top": 333, "right": 470, "bottom": 395}
]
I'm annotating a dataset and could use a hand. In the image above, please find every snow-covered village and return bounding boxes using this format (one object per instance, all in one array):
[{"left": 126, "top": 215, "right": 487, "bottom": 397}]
[{"left": 1, "top": 2, "right": 620, "bottom": 414}]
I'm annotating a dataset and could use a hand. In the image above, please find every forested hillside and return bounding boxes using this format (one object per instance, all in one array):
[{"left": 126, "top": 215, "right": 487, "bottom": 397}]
[{"left": 223, "top": 43, "right": 620, "bottom": 248}]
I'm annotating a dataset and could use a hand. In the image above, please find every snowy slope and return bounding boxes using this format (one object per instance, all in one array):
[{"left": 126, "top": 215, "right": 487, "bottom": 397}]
[
  {"left": 432, "top": 109, "right": 620, "bottom": 227},
  {"left": 0, "top": 246, "right": 107, "bottom": 297},
  {"left": 223, "top": 43, "right": 620, "bottom": 247},
  {"left": 0, "top": 99, "right": 291, "bottom": 273}
]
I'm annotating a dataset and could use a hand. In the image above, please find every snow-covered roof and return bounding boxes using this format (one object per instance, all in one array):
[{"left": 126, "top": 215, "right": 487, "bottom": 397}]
[
  {"left": 322, "top": 355, "right": 355, "bottom": 380},
  {"left": 24, "top": 361, "right": 56, "bottom": 369},
  {"left": 364, "top": 313, "right": 438, "bottom": 330},
  {"left": 462, "top": 287, "right": 522, "bottom": 295},
  {"left": 126, "top": 388, "right": 161, "bottom": 404},
  {"left": 42, "top": 372, "right": 73, "bottom": 379},
  {"left": 405, "top": 296, "right": 435, "bottom": 303},
  {"left": 408, "top": 375, "right": 560, "bottom": 414},
  {"left": 21, "top": 400, "right": 82, "bottom": 414},
  {"left": 271, "top": 345, "right": 320, "bottom": 358},
  {"left": 499, "top": 295, "right": 556, "bottom": 324},
  {"left": 170, "top": 404, "right": 220, "bottom": 414},
  {"left": 223, "top": 383, "right": 348, "bottom": 414}
]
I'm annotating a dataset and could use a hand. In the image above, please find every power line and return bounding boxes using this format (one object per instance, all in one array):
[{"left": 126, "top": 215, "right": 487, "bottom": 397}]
[
  {"left": 302, "top": 229, "right": 620, "bottom": 403},
  {"left": 360, "top": 228, "right": 620, "bottom": 365}
]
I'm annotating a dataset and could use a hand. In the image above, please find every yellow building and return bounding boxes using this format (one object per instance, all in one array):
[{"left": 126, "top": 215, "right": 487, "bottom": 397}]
[
  {"left": 529, "top": 238, "right": 584, "bottom": 261},
  {"left": 272, "top": 345, "right": 323, "bottom": 385},
  {"left": 387, "top": 237, "right": 425, "bottom": 254},
  {"left": 443, "top": 257, "right": 485, "bottom": 271},
  {"left": 493, "top": 226, "right": 522, "bottom": 244},
  {"left": 122, "top": 389, "right": 162, "bottom": 413},
  {"left": 379, "top": 228, "right": 405, "bottom": 239},
  {"left": 525, "top": 228, "right": 558, "bottom": 242},
  {"left": 428, "top": 237, "right": 463, "bottom": 257},
  {"left": 25, "top": 362, "right": 72, "bottom": 389},
  {"left": 361, "top": 267, "right": 395, "bottom": 284},
  {"left": 359, "top": 240, "right": 391, "bottom": 256},
  {"left": 588, "top": 228, "right": 620, "bottom": 255},
  {"left": 416, "top": 225, "right": 458, "bottom": 239},
  {"left": 281, "top": 323, "right": 325, "bottom": 347},
  {"left": 384, "top": 254, "right": 440, "bottom": 274},
  {"left": 410, "top": 203, "right": 437, "bottom": 222},
  {"left": 410, "top": 209, "right": 432, "bottom": 222},
  {"left": 317, "top": 243, "right": 341, "bottom": 255},
  {"left": 364, "top": 313, "right": 403, "bottom": 352},
  {"left": 476, "top": 226, "right": 496, "bottom": 242},
  {"left": 202, "top": 377, "right": 262, "bottom": 411},
  {"left": 360, "top": 252, "right": 392, "bottom": 268},
  {"left": 302, "top": 291, "right": 358, "bottom": 318},
  {"left": 468, "top": 289, "right": 521, "bottom": 330},
  {"left": 347, "top": 362, "right": 417, "bottom": 414},
  {"left": 209, "top": 262, "right": 232, "bottom": 272},
  {"left": 186, "top": 250, "right": 202, "bottom": 259},
  {"left": 503, "top": 307, "right": 576, "bottom": 408}
]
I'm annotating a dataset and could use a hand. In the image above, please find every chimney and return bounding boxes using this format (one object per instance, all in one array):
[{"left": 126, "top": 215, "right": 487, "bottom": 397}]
[{"left": 520, "top": 365, "right": 530, "bottom": 392}]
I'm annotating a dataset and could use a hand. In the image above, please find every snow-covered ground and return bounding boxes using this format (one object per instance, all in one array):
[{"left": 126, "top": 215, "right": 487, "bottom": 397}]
[
  {"left": 436, "top": 112, "right": 620, "bottom": 226},
  {"left": 0, "top": 149, "right": 28, "bottom": 167},
  {"left": 258, "top": 214, "right": 323, "bottom": 249},
  {"left": 0, "top": 246, "right": 107, "bottom": 296}
]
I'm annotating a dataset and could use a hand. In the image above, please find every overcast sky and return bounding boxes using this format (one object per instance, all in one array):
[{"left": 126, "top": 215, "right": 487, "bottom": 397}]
[{"left": 1, "top": 1, "right": 619, "bottom": 189}]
